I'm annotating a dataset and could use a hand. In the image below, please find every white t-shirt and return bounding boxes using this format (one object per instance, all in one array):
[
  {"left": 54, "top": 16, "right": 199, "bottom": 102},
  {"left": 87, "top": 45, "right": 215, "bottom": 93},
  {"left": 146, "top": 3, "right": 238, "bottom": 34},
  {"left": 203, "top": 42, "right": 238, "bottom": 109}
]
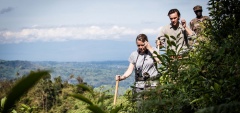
[{"left": 128, "top": 48, "right": 159, "bottom": 78}]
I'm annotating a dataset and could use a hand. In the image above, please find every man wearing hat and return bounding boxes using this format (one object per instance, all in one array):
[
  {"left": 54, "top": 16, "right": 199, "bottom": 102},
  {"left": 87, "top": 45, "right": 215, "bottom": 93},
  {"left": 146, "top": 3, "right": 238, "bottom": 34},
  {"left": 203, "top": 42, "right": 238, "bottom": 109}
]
[{"left": 189, "top": 5, "right": 210, "bottom": 46}]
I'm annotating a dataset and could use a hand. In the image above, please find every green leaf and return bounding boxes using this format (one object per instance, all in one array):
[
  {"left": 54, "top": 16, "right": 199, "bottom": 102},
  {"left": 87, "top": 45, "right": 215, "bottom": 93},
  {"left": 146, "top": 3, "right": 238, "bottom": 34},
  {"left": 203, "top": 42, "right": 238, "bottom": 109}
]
[
  {"left": 70, "top": 94, "right": 93, "bottom": 105},
  {"left": 110, "top": 105, "right": 123, "bottom": 113},
  {"left": 167, "top": 40, "right": 172, "bottom": 46},
  {"left": 164, "top": 34, "right": 170, "bottom": 39},
  {"left": 1, "top": 97, "right": 6, "bottom": 108},
  {"left": 176, "top": 37, "right": 182, "bottom": 43},
  {"left": 162, "top": 54, "right": 171, "bottom": 63},
  {"left": 21, "top": 104, "right": 29, "bottom": 109},
  {"left": 176, "top": 32, "right": 181, "bottom": 38},
  {"left": 77, "top": 84, "right": 94, "bottom": 95},
  {"left": 170, "top": 35, "right": 176, "bottom": 40},
  {"left": 12, "top": 109, "right": 17, "bottom": 113},
  {"left": 167, "top": 49, "right": 176, "bottom": 56},
  {"left": 191, "top": 80, "right": 195, "bottom": 85},
  {"left": 2, "top": 71, "right": 49, "bottom": 113},
  {"left": 213, "top": 82, "right": 220, "bottom": 92},
  {"left": 190, "top": 97, "right": 204, "bottom": 104},
  {"left": 87, "top": 105, "right": 106, "bottom": 113},
  {"left": 170, "top": 41, "right": 177, "bottom": 47}
]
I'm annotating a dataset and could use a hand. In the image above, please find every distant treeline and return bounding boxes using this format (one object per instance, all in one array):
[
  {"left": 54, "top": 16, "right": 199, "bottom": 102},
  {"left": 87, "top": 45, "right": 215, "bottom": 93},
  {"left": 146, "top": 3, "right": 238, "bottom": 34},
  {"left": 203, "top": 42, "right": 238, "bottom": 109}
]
[{"left": 0, "top": 60, "right": 134, "bottom": 89}]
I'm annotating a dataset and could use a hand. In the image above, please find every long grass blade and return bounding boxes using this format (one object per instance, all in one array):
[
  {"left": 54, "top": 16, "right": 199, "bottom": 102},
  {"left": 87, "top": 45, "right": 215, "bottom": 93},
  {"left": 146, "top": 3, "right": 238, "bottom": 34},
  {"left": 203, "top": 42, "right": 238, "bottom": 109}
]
[
  {"left": 110, "top": 105, "right": 123, "bottom": 113},
  {"left": 77, "top": 84, "right": 94, "bottom": 95},
  {"left": 70, "top": 94, "right": 93, "bottom": 105},
  {"left": 87, "top": 105, "right": 106, "bottom": 113},
  {"left": 2, "top": 71, "right": 49, "bottom": 113}
]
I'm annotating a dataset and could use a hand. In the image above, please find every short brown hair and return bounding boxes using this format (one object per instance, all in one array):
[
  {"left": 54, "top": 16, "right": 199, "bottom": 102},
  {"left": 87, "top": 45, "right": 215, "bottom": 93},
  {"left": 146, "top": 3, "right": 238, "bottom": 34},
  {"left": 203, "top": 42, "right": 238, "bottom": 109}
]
[
  {"left": 136, "top": 34, "right": 148, "bottom": 42},
  {"left": 168, "top": 9, "right": 181, "bottom": 17}
]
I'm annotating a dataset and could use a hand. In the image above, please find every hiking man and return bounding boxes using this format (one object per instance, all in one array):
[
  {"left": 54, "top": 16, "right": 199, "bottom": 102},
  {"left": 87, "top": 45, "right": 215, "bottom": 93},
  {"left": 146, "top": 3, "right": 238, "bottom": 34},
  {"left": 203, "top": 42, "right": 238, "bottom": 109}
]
[{"left": 157, "top": 9, "right": 195, "bottom": 55}]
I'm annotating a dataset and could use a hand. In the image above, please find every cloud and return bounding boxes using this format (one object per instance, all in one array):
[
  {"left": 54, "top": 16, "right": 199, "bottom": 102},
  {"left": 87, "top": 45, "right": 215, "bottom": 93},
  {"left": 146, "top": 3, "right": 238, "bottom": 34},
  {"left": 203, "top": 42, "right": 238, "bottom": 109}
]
[
  {"left": 0, "top": 7, "right": 13, "bottom": 14},
  {"left": 140, "top": 27, "right": 162, "bottom": 35},
  {"left": 0, "top": 26, "right": 161, "bottom": 43},
  {"left": 141, "top": 20, "right": 157, "bottom": 25}
]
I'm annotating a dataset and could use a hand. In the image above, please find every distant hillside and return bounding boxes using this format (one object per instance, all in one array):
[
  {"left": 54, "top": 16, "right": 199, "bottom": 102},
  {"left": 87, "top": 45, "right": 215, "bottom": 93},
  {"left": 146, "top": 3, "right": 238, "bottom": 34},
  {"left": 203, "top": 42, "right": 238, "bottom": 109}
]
[
  {"left": 0, "top": 60, "right": 42, "bottom": 79},
  {"left": 0, "top": 60, "right": 134, "bottom": 90}
]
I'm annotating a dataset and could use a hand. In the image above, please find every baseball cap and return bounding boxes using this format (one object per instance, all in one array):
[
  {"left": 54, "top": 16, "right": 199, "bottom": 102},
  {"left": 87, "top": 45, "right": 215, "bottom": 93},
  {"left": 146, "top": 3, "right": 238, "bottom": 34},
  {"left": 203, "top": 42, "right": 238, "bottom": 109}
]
[{"left": 193, "top": 5, "right": 202, "bottom": 11}]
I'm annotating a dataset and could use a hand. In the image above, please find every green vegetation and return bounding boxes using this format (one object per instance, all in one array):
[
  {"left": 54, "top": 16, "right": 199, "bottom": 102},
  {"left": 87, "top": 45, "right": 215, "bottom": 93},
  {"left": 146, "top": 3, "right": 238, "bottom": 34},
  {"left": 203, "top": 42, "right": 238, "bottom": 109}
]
[
  {"left": 0, "top": 70, "right": 133, "bottom": 113},
  {"left": 1, "top": 0, "right": 240, "bottom": 112}
]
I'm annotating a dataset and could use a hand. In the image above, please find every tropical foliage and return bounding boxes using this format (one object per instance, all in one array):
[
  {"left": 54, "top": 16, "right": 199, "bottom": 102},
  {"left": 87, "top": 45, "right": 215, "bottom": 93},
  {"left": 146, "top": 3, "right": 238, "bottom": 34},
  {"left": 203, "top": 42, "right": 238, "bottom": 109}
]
[{"left": 1, "top": 0, "right": 240, "bottom": 113}]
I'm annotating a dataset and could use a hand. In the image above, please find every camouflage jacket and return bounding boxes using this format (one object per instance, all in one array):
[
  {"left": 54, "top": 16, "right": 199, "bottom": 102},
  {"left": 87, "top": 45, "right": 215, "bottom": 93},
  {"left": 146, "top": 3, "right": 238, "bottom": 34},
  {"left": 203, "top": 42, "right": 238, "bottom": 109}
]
[{"left": 190, "top": 16, "right": 210, "bottom": 35}]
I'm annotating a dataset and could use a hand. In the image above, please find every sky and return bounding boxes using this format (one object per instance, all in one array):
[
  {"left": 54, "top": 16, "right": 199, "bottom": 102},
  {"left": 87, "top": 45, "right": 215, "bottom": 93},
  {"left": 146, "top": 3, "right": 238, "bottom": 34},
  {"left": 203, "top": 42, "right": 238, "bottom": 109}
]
[{"left": 0, "top": 0, "right": 210, "bottom": 62}]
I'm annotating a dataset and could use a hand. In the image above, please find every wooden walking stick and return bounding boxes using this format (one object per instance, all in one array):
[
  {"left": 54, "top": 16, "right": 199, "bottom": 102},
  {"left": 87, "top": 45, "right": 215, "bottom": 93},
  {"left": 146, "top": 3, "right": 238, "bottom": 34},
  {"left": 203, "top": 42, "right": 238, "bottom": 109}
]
[{"left": 113, "top": 77, "right": 120, "bottom": 105}]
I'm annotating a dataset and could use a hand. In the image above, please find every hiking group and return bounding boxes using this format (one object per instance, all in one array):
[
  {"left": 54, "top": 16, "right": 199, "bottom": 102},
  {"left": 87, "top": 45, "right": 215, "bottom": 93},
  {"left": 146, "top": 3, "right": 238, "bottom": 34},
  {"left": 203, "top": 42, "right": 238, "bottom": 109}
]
[{"left": 115, "top": 5, "right": 209, "bottom": 108}]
